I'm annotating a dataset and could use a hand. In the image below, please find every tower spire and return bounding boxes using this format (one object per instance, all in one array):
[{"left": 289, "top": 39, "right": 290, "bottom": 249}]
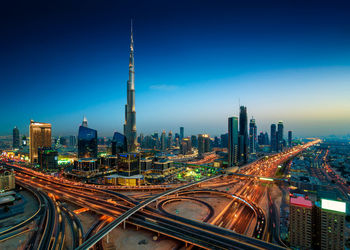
[{"left": 130, "top": 19, "right": 134, "bottom": 52}]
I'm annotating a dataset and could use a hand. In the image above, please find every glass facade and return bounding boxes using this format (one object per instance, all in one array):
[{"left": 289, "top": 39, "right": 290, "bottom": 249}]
[
  {"left": 78, "top": 126, "right": 97, "bottom": 159},
  {"left": 111, "top": 132, "right": 127, "bottom": 155},
  {"left": 117, "top": 153, "right": 140, "bottom": 176}
]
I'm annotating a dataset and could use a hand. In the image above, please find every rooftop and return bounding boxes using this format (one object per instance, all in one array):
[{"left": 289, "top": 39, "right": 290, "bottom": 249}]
[{"left": 290, "top": 195, "right": 313, "bottom": 208}]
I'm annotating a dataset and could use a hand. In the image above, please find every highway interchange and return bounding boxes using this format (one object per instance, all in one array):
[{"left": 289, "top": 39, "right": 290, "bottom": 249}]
[{"left": 0, "top": 140, "right": 319, "bottom": 249}]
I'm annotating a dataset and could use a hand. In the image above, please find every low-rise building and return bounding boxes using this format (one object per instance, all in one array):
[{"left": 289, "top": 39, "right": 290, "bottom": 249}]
[{"left": 0, "top": 169, "right": 15, "bottom": 192}]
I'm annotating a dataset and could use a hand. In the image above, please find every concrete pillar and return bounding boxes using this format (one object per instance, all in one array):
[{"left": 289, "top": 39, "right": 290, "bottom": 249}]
[{"left": 123, "top": 220, "right": 126, "bottom": 230}]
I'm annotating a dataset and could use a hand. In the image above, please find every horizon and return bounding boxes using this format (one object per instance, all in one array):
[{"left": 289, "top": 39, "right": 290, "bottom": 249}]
[{"left": 1, "top": 0, "right": 350, "bottom": 138}]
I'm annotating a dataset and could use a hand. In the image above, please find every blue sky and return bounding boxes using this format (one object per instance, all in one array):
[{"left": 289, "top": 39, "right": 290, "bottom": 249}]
[{"left": 1, "top": 0, "right": 350, "bottom": 137}]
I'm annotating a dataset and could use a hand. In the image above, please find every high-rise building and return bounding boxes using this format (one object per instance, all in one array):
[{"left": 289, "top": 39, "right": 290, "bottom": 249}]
[
  {"left": 160, "top": 130, "right": 166, "bottom": 151},
  {"left": 238, "top": 106, "right": 248, "bottom": 164},
  {"left": 228, "top": 116, "right": 239, "bottom": 167},
  {"left": 290, "top": 195, "right": 313, "bottom": 249},
  {"left": 69, "top": 135, "right": 76, "bottom": 147},
  {"left": 12, "top": 126, "right": 20, "bottom": 149},
  {"left": 220, "top": 133, "right": 228, "bottom": 148},
  {"left": 123, "top": 23, "right": 137, "bottom": 152},
  {"left": 288, "top": 130, "right": 292, "bottom": 147},
  {"left": 29, "top": 120, "right": 52, "bottom": 163},
  {"left": 270, "top": 124, "right": 277, "bottom": 152},
  {"left": 180, "top": 127, "right": 184, "bottom": 140},
  {"left": 249, "top": 118, "right": 257, "bottom": 154},
  {"left": 111, "top": 132, "right": 126, "bottom": 155},
  {"left": 198, "top": 134, "right": 210, "bottom": 156},
  {"left": 318, "top": 199, "right": 346, "bottom": 250},
  {"left": 180, "top": 138, "right": 192, "bottom": 155},
  {"left": 264, "top": 132, "right": 269, "bottom": 145},
  {"left": 277, "top": 121, "right": 284, "bottom": 152},
  {"left": 167, "top": 131, "right": 173, "bottom": 148},
  {"left": 191, "top": 135, "right": 198, "bottom": 148},
  {"left": 77, "top": 118, "right": 97, "bottom": 159}
]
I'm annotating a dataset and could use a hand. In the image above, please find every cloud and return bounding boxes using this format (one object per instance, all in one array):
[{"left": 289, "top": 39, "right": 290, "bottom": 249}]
[{"left": 149, "top": 84, "right": 178, "bottom": 91}]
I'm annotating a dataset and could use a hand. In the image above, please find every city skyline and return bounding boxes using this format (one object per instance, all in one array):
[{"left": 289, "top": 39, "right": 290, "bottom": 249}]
[{"left": 1, "top": 0, "right": 350, "bottom": 137}]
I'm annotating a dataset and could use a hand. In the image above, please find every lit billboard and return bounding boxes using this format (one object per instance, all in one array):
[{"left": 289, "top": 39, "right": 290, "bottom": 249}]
[{"left": 321, "top": 199, "right": 346, "bottom": 213}]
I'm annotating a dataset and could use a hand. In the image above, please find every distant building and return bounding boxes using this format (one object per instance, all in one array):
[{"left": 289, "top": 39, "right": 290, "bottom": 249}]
[
  {"left": 288, "top": 131, "right": 292, "bottom": 147},
  {"left": 228, "top": 116, "right": 239, "bottom": 167},
  {"left": 0, "top": 169, "right": 15, "bottom": 192},
  {"left": 249, "top": 118, "right": 257, "bottom": 153},
  {"left": 77, "top": 118, "right": 97, "bottom": 159},
  {"left": 191, "top": 135, "right": 198, "bottom": 148},
  {"left": 22, "top": 135, "right": 27, "bottom": 147},
  {"left": 167, "top": 131, "right": 173, "bottom": 148},
  {"left": 29, "top": 120, "right": 52, "bottom": 163},
  {"left": 160, "top": 130, "right": 166, "bottom": 151},
  {"left": 220, "top": 133, "right": 228, "bottom": 148},
  {"left": 12, "top": 126, "right": 20, "bottom": 149},
  {"left": 180, "top": 127, "right": 184, "bottom": 141},
  {"left": 270, "top": 124, "right": 277, "bottom": 152},
  {"left": 111, "top": 132, "right": 126, "bottom": 155},
  {"left": 198, "top": 134, "right": 210, "bottom": 156},
  {"left": 69, "top": 135, "right": 76, "bottom": 147},
  {"left": 38, "top": 147, "right": 58, "bottom": 169},
  {"left": 180, "top": 138, "right": 192, "bottom": 155},
  {"left": 277, "top": 121, "right": 284, "bottom": 152},
  {"left": 238, "top": 106, "right": 248, "bottom": 164},
  {"left": 289, "top": 195, "right": 313, "bottom": 249}
]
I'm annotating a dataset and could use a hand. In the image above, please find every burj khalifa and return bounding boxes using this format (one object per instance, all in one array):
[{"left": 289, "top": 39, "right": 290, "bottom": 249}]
[{"left": 123, "top": 23, "right": 137, "bottom": 152}]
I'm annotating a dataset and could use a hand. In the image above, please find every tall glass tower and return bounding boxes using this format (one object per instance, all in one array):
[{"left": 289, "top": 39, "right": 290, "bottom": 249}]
[
  {"left": 77, "top": 118, "right": 97, "bottom": 159},
  {"left": 124, "top": 22, "right": 137, "bottom": 152},
  {"left": 238, "top": 106, "right": 249, "bottom": 164},
  {"left": 228, "top": 116, "right": 238, "bottom": 166},
  {"left": 13, "top": 126, "right": 20, "bottom": 149}
]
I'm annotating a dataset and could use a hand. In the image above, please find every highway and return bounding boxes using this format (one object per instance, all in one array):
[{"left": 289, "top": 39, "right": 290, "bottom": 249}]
[
  {"left": 14, "top": 167, "right": 284, "bottom": 250},
  {"left": 2, "top": 140, "right": 318, "bottom": 249}
]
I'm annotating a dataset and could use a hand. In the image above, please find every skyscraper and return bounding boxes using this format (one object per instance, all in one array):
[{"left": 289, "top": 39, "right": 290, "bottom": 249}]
[
  {"left": 228, "top": 116, "right": 239, "bottom": 167},
  {"left": 12, "top": 126, "right": 20, "bottom": 149},
  {"left": 180, "top": 127, "right": 184, "bottom": 140},
  {"left": 277, "top": 121, "right": 284, "bottom": 152},
  {"left": 69, "top": 135, "right": 76, "bottom": 147},
  {"left": 111, "top": 132, "right": 126, "bottom": 155},
  {"left": 288, "top": 130, "right": 292, "bottom": 147},
  {"left": 290, "top": 196, "right": 313, "bottom": 249},
  {"left": 180, "top": 138, "right": 192, "bottom": 155},
  {"left": 29, "top": 120, "right": 52, "bottom": 163},
  {"left": 249, "top": 118, "right": 257, "bottom": 154},
  {"left": 123, "top": 22, "right": 137, "bottom": 152},
  {"left": 198, "top": 134, "right": 210, "bottom": 156},
  {"left": 191, "top": 135, "right": 198, "bottom": 148},
  {"left": 270, "top": 124, "right": 277, "bottom": 152},
  {"left": 167, "top": 131, "right": 173, "bottom": 148},
  {"left": 77, "top": 118, "right": 97, "bottom": 159},
  {"left": 160, "top": 130, "right": 166, "bottom": 151},
  {"left": 238, "top": 106, "right": 248, "bottom": 164}
]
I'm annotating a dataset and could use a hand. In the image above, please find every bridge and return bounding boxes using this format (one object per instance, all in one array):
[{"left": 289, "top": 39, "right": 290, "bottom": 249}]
[
  {"left": 77, "top": 175, "right": 285, "bottom": 250},
  {"left": 226, "top": 172, "right": 288, "bottom": 182},
  {"left": 76, "top": 175, "right": 223, "bottom": 250}
]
